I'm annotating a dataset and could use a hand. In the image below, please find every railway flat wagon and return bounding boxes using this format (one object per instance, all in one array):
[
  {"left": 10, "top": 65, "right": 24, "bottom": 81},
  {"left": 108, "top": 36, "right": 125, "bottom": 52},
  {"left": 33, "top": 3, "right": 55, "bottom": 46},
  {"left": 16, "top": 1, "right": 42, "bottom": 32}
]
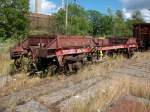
[
  {"left": 10, "top": 35, "right": 97, "bottom": 75},
  {"left": 100, "top": 37, "right": 137, "bottom": 51},
  {"left": 10, "top": 35, "right": 138, "bottom": 75},
  {"left": 133, "top": 23, "right": 150, "bottom": 50}
]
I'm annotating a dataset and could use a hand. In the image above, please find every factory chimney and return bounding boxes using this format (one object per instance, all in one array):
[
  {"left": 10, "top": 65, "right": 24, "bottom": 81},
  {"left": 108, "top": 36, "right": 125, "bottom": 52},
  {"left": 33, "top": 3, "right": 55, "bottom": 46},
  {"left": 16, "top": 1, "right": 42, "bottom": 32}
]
[{"left": 35, "top": 0, "right": 41, "bottom": 13}]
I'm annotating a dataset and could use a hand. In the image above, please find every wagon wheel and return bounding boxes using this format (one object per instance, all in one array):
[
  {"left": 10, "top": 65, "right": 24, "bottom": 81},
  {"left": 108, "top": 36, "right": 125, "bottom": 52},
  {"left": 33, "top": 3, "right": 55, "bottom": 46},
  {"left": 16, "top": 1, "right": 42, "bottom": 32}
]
[
  {"left": 63, "top": 63, "right": 73, "bottom": 76},
  {"left": 91, "top": 48, "right": 101, "bottom": 61},
  {"left": 47, "top": 65, "right": 57, "bottom": 76},
  {"left": 22, "top": 56, "right": 33, "bottom": 73},
  {"left": 14, "top": 54, "right": 26, "bottom": 71},
  {"left": 28, "top": 62, "right": 38, "bottom": 77},
  {"left": 14, "top": 58, "right": 22, "bottom": 72},
  {"left": 13, "top": 56, "right": 28, "bottom": 72},
  {"left": 26, "top": 50, "right": 39, "bottom": 74},
  {"left": 13, "top": 51, "right": 37, "bottom": 74},
  {"left": 27, "top": 52, "right": 39, "bottom": 77}
]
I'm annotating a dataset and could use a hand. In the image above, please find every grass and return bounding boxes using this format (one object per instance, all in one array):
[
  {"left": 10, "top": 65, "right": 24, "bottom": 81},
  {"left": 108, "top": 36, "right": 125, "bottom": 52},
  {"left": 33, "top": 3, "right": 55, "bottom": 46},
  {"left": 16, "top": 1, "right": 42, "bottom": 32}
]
[
  {"left": 0, "top": 38, "right": 40, "bottom": 96},
  {"left": 0, "top": 38, "right": 17, "bottom": 53},
  {"left": 0, "top": 38, "right": 16, "bottom": 76},
  {"left": 65, "top": 78, "right": 129, "bottom": 112},
  {"left": 62, "top": 52, "right": 150, "bottom": 112},
  {"left": 74, "top": 55, "right": 127, "bottom": 82},
  {"left": 131, "top": 52, "right": 150, "bottom": 63},
  {"left": 0, "top": 54, "right": 13, "bottom": 76},
  {"left": 130, "top": 81, "right": 150, "bottom": 100},
  {"left": 0, "top": 52, "right": 146, "bottom": 95},
  {"left": 29, "top": 30, "right": 49, "bottom": 35},
  {"left": 66, "top": 77, "right": 150, "bottom": 112},
  {"left": 0, "top": 74, "right": 43, "bottom": 96},
  {"left": 0, "top": 49, "right": 150, "bottom": 112}
]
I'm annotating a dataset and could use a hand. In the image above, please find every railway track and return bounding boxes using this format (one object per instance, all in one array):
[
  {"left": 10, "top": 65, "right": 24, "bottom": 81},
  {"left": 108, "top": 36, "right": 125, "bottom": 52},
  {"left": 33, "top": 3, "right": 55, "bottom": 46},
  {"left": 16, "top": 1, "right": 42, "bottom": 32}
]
[
  {"left": 0, "top": 74, "right": 105, "bottom": 112},
  {"left": 114, "top": 61, "right": 150, "bottom": 79},
  {"left": 0, "top": 54, "right": 150, "bottom": 112}
]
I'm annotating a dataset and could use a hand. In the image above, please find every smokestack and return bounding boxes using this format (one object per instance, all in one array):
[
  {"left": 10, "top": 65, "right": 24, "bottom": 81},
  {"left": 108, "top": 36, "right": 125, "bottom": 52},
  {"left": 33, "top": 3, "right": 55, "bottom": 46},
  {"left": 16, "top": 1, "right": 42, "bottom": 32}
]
[{"left": 35, "top": 0, "right": 41, "bottom": 13}]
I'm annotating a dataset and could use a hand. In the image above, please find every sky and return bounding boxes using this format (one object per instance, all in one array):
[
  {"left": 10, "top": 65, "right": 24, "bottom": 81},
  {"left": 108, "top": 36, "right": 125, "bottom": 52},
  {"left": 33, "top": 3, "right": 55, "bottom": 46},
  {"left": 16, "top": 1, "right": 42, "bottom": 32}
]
[{"left": 30, "top": 0, "right": 150, "bottom": 22}]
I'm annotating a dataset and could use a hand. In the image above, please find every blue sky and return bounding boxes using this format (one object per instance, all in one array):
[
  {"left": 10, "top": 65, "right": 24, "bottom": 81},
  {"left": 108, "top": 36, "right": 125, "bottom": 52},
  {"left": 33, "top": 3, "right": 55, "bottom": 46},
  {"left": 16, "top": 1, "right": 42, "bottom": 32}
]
[
  {"left": 30, "top": 0, "right": 123, "bottom": 14},
  {"left": 77, "top": 0, "right": 122, "bottom": 13},
  {"left": 30, "top": 0, "right": 150, "bottom": 22}
]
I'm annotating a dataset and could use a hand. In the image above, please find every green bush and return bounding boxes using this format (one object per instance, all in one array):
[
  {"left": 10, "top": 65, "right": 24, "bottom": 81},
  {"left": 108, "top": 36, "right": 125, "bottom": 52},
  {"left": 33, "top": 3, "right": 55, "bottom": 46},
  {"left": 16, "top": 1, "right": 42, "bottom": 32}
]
[{"left": 0, "top": 0, "right": 30, "bottom": 39}]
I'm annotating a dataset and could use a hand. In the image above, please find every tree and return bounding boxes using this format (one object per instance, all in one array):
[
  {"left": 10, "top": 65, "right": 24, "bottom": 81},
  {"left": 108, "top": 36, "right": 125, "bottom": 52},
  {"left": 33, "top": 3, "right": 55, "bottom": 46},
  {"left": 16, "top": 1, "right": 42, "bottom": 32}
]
[
  {"left": 0, "top": 0, "right": 29, "bottom": 38},
  {"left": 49, "top": 4, "right": 145, "bottom": 37},
  {"left": 115, "top": 10, "right": 124, "bottom": 20},
  {"left": 114, "top": 10, "right": 127, "bottom": 36},
  {"left": 125, "top": 19, "right": 134, "bottom": 36},
  {"left": 49, "top": 4, "right": 91, "bottom": 35},
  {"left": 49, "top": 9, "right": 66, "bottom": 35},
  {"left": 68, "top": 4, "right": 91, "bottom": 35},
  {"left": 102, "top": 15, "right": 114, "bottom": 36},
  {"left": 124, "top": 10, "right": 145, "bottom": 37},
  {"left": 132, "top": 10, "right": 144, "bottom": 23},
  {"left": 88, "top": 10, "right": 103, "bottom": 36}
]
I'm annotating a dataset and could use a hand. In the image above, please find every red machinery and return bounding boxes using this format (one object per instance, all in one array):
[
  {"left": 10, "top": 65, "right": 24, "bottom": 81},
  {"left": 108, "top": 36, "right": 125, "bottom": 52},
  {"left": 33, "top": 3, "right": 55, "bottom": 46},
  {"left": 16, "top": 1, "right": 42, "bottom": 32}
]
[{"left": 10, "top": 35, "right": 138, "bottom": 75}]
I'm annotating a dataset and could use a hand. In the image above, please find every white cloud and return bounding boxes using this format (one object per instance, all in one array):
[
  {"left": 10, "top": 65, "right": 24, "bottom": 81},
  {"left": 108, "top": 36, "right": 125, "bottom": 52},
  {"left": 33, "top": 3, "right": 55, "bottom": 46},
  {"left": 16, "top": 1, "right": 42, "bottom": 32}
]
[
  {"left": 122, "top": 8, "right": 150, "bottom": 23},
  {"left": 41, "top": 0, "right": 56, "bottom": 14},
  {"left": 122, "top": 8, "right": 131, "bottom": 19},
  {"left": 141, "top": 9, "right": 150, "bottom": 22},
  {"left": 120, "top": 0, "right": 150, "bottom": 10},
  {"left": 29, "top": 0, "right": 58, "bottom": 15},
  {"left": 120, "top": 0, "right": 150, "bottom": 23}
]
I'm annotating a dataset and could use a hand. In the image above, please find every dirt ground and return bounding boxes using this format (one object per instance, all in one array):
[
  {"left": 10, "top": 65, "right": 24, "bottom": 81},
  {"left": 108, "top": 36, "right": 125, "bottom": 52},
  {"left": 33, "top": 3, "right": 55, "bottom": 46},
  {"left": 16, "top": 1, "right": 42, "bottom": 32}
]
[{"left": 0, "top": 52, "right": 150, "bottom": 112}]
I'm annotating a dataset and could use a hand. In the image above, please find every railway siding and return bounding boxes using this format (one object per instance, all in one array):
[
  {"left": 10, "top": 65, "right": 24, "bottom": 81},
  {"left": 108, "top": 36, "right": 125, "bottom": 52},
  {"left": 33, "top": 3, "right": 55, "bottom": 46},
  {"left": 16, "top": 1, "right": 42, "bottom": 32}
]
[{"left": 0, "top": 53, "right": 150, "bottom": 112}]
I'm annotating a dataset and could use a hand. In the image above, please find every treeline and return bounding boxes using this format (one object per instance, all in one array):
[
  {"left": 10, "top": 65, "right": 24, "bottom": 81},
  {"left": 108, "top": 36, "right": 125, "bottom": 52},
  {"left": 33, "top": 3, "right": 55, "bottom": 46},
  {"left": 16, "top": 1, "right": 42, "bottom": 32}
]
[
  {"left": 0, "top": 1, "right": 145, "bottom": 39},
  {"left": 49, "top": 4, "right": 145, "bottom": 37},
  {"left": 0, "top": 0, "right": 29, "bottom": 39}
]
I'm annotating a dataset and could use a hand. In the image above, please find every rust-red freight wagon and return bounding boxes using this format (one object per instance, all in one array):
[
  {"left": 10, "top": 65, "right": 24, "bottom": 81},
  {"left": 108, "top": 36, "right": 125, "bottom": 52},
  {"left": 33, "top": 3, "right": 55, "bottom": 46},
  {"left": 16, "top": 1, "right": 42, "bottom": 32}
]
[
  {"left": 10, "top": 35, "right": 138, "bottom": 75},
  {"left": 99, "top": 38, "right": 137, "bottom": 51},
  {"left": 11, "top": 35, "right": 94, "bottom": 65},
  {"left": 10, "top": 35, "right": 96, "bottom": 74},
  {"left": 133, "top": 23, "right": 150, "bottom": 50}
]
